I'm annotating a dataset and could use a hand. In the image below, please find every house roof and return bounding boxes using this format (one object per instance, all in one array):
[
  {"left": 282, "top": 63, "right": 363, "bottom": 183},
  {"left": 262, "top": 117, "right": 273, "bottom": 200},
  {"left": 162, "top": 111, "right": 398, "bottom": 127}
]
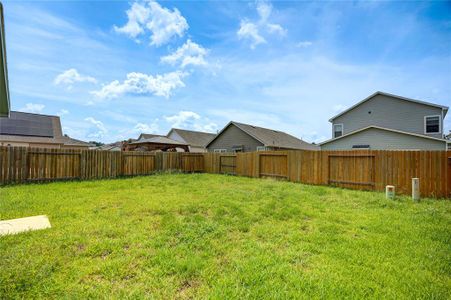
[
  {"left": 319, "top": 125, "right": 448, "bottom": 146},
  {"left": 130, "top": 135, "right": 188, "bottom": 146},
  {"left": 138, "top": 133, "right": 160, "bottom": 140},
  {"left": 0, "top": 111, "right": 62, "bottom": 138},
  {"left": 0, "top": 3, "right": 10, "bottom": 117},
  {"left": 167, "top": 128, "right": 216, "bottom": 147},
  {"left": 329, "top": 91, "right": 449, "bottom": 122},
  {"left": 0, "top": 111, "right": 90, "bottom": 147},
  {"left": 206, "top": 121, "right": 319, "bottom": 150},
  {"left": 61, "top": 136, "right": 93, "bottom": 147}
]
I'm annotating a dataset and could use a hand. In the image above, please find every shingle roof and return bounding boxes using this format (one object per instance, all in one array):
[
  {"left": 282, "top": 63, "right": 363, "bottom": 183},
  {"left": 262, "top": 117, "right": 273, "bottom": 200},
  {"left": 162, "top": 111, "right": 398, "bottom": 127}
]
[
  {"left": 168, "top": 128, "right": 216, "bottom": 147},
  {"left": 207, "top": 121, "right": 319, "bottom": 150},
  {"left": 61, "top": 136, "right": 93, "bottom": 147},
  {"left": 329, "top": 91, "right": 449, "bottom": 122},
  {"left": 130, "top": 135, "right": 187, "bottom": 145},
  {"left": 319, "top": 125, "right": 448, "bottom": 145},
  {"left": 138, "top": 133, "right": 160, "bottom": 140}
]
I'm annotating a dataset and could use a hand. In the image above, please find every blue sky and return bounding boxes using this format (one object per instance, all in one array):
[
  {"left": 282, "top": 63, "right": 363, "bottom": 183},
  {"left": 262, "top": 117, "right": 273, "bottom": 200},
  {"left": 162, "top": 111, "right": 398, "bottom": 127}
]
[{"left": 3, "top": 0, "right": 451, "bottom": 143}]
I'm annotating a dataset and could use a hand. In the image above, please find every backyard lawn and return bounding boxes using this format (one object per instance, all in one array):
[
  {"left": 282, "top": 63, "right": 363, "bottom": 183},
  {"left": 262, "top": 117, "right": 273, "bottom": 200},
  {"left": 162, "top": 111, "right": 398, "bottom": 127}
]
[{"left": 1, "top": 174, "right": 450, "bottom": 299}]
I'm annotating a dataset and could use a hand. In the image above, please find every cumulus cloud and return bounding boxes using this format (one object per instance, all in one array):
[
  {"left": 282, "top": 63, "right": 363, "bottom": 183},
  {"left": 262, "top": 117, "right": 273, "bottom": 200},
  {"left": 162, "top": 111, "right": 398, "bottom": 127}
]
[
  {"left": 165, "top": 111, "right": 217, "bottom": 132},
  {"left": 114, "top": 1, "right": 188, "bottom": 46},
  {"left": 85, "top": 117, "right": 107, "bottom": 139},
  {"left": 237, "top": 21, "right": 266, "bottom": 49},
  {"left": 54, "top": 69, "right": 97, "bottom": 89},
  {"left": 134, "top": 121, "right": 159, "bottom": 134},
  {"left": 21, "top": 103, "right": 45, "bottom": 114},
  {"left": 237, "top": 1, "right": 286, "bottom": 49},
  {"left": 91, "top": 71, "right": 187, "bottom": 99},
  {"left": 161, "top": 39, "right": 208, "bottom": 68}
]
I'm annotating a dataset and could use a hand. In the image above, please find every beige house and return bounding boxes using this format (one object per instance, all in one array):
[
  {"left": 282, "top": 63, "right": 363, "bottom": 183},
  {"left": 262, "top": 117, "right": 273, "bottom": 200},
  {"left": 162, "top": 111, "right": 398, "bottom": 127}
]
[{"left": 0, "top": 111, "right": 91, "bottom": 149}]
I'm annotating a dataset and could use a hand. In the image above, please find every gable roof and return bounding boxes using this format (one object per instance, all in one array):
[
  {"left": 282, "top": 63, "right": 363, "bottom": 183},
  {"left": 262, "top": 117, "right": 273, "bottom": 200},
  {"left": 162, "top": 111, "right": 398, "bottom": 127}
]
[
  {"left": 0, "top": 3, "right": 10, "bottom": 117},
  {"left": 138, "top": 133, "right": 160, "bottom": 140},
  {"left": 319, "top": 125, "right": 448, "bottom": 146},
  {"left": 329, "top": 91, "right": 449, "bottom": 122},
  {"left": 206, "top": 121, "right": 319, "bottom": 150},
  {"left": 130, "top": 135, "right": 187, "bottom": 146},
  {"left": 167, "top": 128, "right": 216, "bottom": 147}
]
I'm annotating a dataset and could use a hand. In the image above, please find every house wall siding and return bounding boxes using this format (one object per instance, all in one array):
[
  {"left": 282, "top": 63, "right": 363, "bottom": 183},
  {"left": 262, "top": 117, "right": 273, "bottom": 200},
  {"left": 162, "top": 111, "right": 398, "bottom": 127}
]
[
  {"left": 321, "top": 127, "right": 446, "bottom": 150},
  {"left": 207, "top": 124, "right": 263, "bottom": 152},
  {"left": 332, "top": 94, "right": 445, "bottom": 139}
]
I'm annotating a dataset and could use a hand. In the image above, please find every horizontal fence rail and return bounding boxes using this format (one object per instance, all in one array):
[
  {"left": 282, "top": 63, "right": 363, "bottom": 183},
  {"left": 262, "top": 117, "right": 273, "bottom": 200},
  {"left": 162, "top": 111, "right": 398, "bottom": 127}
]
[{"left": 1, "top": 147, "right": 450, "bottom": 198}]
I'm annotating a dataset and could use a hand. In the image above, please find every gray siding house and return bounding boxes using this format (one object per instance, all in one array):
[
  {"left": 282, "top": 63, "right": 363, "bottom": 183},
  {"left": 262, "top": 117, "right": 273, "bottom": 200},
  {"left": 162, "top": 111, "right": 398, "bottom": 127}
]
[
  {"left": 206, "top": 121, "right": 319, "bottom": 152},
  {"left": 167, "top": 128, "right": 216, "bottom": 152},
  {"left": 320, "top": 92, "right": 449, "bottom": 150}
]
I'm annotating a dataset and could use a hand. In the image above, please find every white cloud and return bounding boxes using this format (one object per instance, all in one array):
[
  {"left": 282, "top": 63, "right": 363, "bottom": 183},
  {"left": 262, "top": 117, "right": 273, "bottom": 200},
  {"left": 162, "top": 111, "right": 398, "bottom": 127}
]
[
  {"left": 165, "top": 111, "right": 217, "bottom": 132},
  {"left": 161, "top": 39, "right": 208, "bottom": 68},
  {"left": 57, "top": 109, "right": 69, "bottom": 116},
  {"left": 237, "top": 2, "right": 286, "bottom": 49},
  {"left": 237, "top": 21, "right": 266, "bottom": 49},
  {"left": 21, "top": 103, "right": 45, "bottom": 114},
  {"left": 85, "top": 117, "right": 107, "bottom": 139},
  {"left": 91, "top": 71, "right": 187, "bottom": 99},
  {"left": 114, "top": 1, "right": 188, "bottom": 46},
  {"left": 296, "top": 41, "right": 313, "bottom": 48},
  {"left": 134, "top": 122, "right": 159, "bottom": 133},
  {"left": 54, "top": 68, "right": 97, "bottom": 88},
  {"left": 266, "top": 23, "right": 287, "bottom": 36},
  {"left": 113, "top": 2, "right": 149, "bottom": 39}
]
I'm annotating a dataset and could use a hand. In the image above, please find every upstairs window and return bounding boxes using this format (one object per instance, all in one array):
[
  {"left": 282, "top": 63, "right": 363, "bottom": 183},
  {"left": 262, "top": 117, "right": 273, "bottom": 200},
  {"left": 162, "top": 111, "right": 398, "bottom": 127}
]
[
  {"left": 425, "top": 115, "right": 440, "bottom": 134},
  {"left": 333, "top": 124, "right": 343, "bottom": 138}
]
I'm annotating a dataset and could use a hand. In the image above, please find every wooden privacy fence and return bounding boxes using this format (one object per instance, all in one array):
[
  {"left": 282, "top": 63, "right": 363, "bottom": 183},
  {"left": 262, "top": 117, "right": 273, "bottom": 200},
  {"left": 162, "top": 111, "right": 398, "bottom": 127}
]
[{"left": 1, "top": 147, "right": 450, "bottom": 198}]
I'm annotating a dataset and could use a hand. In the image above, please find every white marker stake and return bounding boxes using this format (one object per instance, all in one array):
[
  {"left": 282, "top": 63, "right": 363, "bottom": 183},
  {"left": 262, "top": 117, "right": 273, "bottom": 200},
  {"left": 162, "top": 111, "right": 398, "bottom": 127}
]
[
  {"left": 412, "top": 178, "right": 420, "bottom": 201},
  {"left": 0, "top": 215, "right": 51, "bottom": 236}
]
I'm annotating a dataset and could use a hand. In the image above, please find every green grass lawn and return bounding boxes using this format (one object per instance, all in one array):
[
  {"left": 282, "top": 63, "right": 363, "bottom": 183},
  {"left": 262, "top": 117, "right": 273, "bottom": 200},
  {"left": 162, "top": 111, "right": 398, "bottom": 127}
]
[{"left": 1, "top": 174, "right": 450, "bottom": 299}]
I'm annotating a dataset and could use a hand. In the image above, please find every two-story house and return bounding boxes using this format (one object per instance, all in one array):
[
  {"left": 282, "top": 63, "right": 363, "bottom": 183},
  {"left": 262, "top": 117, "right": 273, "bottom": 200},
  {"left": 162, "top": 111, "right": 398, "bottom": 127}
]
[{"left": 320, "top": 91, "right": 449, "bottom": 150}]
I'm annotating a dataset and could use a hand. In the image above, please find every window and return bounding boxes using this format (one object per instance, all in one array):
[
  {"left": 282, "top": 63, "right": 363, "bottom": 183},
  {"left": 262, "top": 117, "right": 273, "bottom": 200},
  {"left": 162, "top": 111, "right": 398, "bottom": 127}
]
[
  {"left": 333, "top": 124, "right": 343, "bottom": 138},
  {"left": 425, "top": 115, "right": 441, "bottom": 134},
  {"left": 213, "top": 149, "right": 227, "bottom": 153},
  {"left": 256, "top": 146, "right": 267, "bottom": 151}
]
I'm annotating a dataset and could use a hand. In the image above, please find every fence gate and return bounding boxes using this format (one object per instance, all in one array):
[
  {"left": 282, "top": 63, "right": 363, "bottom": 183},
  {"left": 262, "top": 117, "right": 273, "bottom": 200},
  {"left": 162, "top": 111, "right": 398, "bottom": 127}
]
[
  {"left": 328, "top": 154, "right": 375, "bottom": 190},
  {"left": 219, "top": 155, "right": 236, "bottom": 174},
  {"left": 181, "top": 154, "right": 204, "bottom": 172},
  {"left": 259, "top": 153, "right": 288, "bottom": 179}
]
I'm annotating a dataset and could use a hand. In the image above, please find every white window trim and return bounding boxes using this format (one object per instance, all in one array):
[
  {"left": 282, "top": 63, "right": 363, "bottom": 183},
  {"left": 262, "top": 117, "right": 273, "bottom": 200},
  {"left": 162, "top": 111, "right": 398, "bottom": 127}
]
[
  {"left": 333, "top": 123, "right": 344, "bottom": 138},
  {"left": 213, "top": 149, "right": 227, "bottom": 153},
  {"left": 256, "top": 146, "right": 267, "bottom": 151},
  {"left": 424, "top": 115, "right": 441, "bottom": 134}
]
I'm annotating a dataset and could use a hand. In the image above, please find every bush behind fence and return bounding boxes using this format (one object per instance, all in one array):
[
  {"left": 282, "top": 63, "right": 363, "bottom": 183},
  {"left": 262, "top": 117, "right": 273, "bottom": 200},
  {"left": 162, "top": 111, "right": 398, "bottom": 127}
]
[{"left": 1, "top": 146, "right": 450, "bottom": 198}]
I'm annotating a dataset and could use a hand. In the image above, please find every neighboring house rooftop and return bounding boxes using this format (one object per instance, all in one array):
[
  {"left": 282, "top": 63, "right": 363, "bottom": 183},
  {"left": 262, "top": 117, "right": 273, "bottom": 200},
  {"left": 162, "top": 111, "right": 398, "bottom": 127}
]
[
  {"left": 130, "top": 135, "right": 188, "bottom": 146},
  {"left": 0, "top": 111, "right": 90, "bottom": 147},
  {"left": 207, "top": 121, "right": 319, "bottom": 150},
  {"left": 0, "top": 111, "right": 61, "bottom": 138},
  {"left": 319, "top": 125, "right": 448, "bottom": 146},
  {"left": 167, "top": 128, "right": 216, "bottom": 147},
  {"left": 138, "top": 133, "right": 160, "bottom": 140},
  {"left": 329, "top": 91, "right": 449, "bottom": 122}
]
